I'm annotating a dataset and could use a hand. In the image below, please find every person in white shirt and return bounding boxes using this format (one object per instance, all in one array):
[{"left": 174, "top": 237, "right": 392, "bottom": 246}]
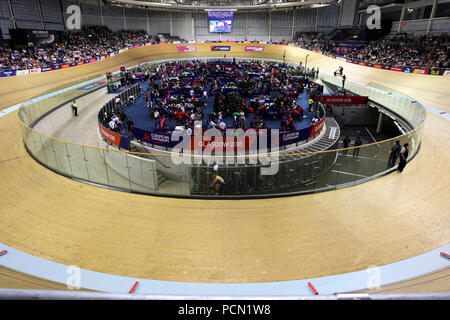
[
  {"left": 219, "top": 120, "right": 226, "bottom": 131},
  {"left": 109, "top": 119, "right": 118, "bottom": 130}
]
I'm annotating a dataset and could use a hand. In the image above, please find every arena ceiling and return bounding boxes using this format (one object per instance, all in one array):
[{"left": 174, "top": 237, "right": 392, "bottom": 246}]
[{"left": 104, "top": 0, "right": 337, "bottom": 12}]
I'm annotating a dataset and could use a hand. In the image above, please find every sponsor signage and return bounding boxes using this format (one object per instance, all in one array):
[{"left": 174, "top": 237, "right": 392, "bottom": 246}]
[
  {"left": 52, "top": 65, "right": 61, "bottom": 70},
  {"left": 176, "top": 45, "right": 197, "bottom": 52},
  {"left": 41, "top": 67, "right": 52, "bottom": 72},
  {"left": 413, "top": 68, "right": 429, "bottom": 74},
  {"left": 89, "top": 58, "right": 96, "bottom": 63},
  {"left": 244, "top": 46, "right": 265, "bottom": 52},
  {"left": 29, "top": 68, "right": 41, "bottom": 74},
  {"left": 382, "top": 65, "right": 391, "bottom": 70},
  {"left": 77, "top": 61, "right": 85, "bottom": 66},
  {"left": 16, "top": 70, "right": 29, "bottom": 76},
  {"left": 309, "top": 117, "right": 325, "bottom": 138},
  {"left": 358, "top": 62, "right": 366, "bottom": 66},
  {"left": 320, "top": 96, "right": 368, "bottom": 105},
  {"left": 402, "top": 67, "right": 413, "bottom": 73},
  {"left": 1, "top": 71, "right": 16, "bottom": 77},
  {"left": 444, "top": 70, "right": 450, "bottom": 76},
  {"left": 99, "top": 122, "right": 130, "bottom": 150},
  {"left": 373, "top": 64, "right": 383, "bottom": 69},
  {"left": 61, "top": 64, "right": 70, "bottom": 69},
  {"left": 429, "top": 69, "right": 442, "bottom": 75},
  {"left": 211, "top": 45, "right": 231, "bottom": 51},
  {"left": 390, "top": 66, "right": 403, "bottom": 72},
  {"left": 132, "top": 125, "right": 324, "bottom": 150}
]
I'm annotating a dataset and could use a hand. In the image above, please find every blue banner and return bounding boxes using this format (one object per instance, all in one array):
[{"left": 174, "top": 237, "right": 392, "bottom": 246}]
[
  {"left": 1, "top": 71, "right": 16, "bottom": 77},
  {"left": 402, "top": 67, "right": 414, "bottom": 73},
  {"left": 211, "top": 45, "right": 231, "bottom": 51}
]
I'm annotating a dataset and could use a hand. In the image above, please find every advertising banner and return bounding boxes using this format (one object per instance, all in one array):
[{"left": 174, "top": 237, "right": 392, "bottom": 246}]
[
  {"left": 413, "top": 68, "right": 429, "bottom": 74},
  {"left": 99, "top": 123, "right": 130, "bottom": 150},
  {"left": 373, "top": 64, "right": 383, "bottom": 69},
  {"left": 309, "top": 117, "right": 325, "bottom": 138},
  {"left": 390, "top": 66, "right": 403, "bottom": 72},
  {"left": 41, "top": 67, "right": 52, "bottom": 72},
  {"left": 320, "top": 96, "right": 368, "bottom": 104},
  {"left": 77, "top": 61, "right": 85, "bottom": 66},
  {"left": 16, "top": 70, "right": 29, "bottom": 76},
  {"left": 52, "top": 65, "right": 61, "bottom": 70},
  {"left": 280, "top": 128, "right": 312, "bottom": 146},
  {"left": 29, "top": 68, "right": 41, "bottom": 74},
  {"left": 444, "top": 70, "right": 450, "bottom": 76},
  {"left": 132, "top": 125, "right": 324, "bottom": 151},
  {"left": 358, "top": 62, "right": 366, "bottom": 66},
  {"left": 61, "top": 64, "right": 70, "bottom": 69},
  {"left": 402, "top": 67, "right": 414, "bottom": 73},
  {"left": 244, "top": 46, "right": 265, "bottom": 52},
  {"left": 1, "top": 71, "right": 16, "bottom": 77},
  {"left": 211, "top": 45, "right": 231, "bottom": 51},
  {"left": 89, "top": 58, "right": 96, "bottom": 63},
  {"left": 382, "top": 65, "right": 391, "bottom": 70},
  {"left": 429, "top": 69, "right": 443, "bottom": 76},
  {"left": 176, "top": 45, "right": 197, "bottom": 52}
]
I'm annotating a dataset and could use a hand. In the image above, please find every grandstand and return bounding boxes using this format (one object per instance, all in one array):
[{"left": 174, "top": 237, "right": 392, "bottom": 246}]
[{"left": 0, "top": 0, "right": 448, "bottom": 307}]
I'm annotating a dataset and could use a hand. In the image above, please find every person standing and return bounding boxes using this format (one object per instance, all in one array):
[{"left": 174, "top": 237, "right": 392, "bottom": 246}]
[
  {"left": 72, "top": 100, "right": 78, "bottom": 116},
  {"left": 342, "top": 74, "right": 346, "bottom": 89},
  {"left": 353, "top": 137, "right": 362, "bottom": 158},
  {"left": 342, "top": 136, "right": 350, "bottom": 155},
  {"left": 388, "top": 140, "right": 401, "bottom": 167},
  {"left": 397, "top": 143, "right": 409, "bottom": 173}
]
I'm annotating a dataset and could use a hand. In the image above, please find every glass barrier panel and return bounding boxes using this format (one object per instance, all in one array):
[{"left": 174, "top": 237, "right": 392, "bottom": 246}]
[
  {"left": 126, "top": 153, "right": 158, "bottom": 193},
  {"left": 65, "top": 143, "right": 90, "bottom": 181},
  {"left": 103, "top": 148, "right": 132, "bottom": 191},
  {"left": 27, "top": 130, "right": 44, "bottom": 163},
  {"left": 51, "top": 139, "right": 73, "bottom": 175},
  {"left": 39, "top": 134, "right": 58, "bottom": 170},
  {"left": 83, "top": 146, "right": 110, "bottom": 186}
]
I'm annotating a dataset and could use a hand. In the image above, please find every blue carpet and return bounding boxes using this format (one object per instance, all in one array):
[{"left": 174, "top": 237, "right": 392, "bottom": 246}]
[{"left": 123, "top": 81, "right": 315, "bottom": 132}]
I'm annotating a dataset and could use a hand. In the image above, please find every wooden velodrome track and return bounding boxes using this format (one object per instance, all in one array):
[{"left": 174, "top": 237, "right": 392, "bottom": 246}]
[{"left": 0, "top": 43, "right": 449, "bottom": 292}]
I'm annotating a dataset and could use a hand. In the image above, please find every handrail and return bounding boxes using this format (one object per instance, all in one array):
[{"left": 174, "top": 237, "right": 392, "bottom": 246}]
[{"left": 0, "top": 289, "right": 447, "bottom": 300}]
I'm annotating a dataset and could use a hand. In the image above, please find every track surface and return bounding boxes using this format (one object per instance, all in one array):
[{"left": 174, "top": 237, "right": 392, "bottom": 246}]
[{"left": 0, "top": 44, "right": 448, "bottom": 291}]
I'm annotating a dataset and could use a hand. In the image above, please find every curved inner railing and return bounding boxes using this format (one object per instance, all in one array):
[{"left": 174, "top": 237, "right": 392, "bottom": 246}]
[{"left": 18, "top": 55, "right": 426, "bottom": 199}]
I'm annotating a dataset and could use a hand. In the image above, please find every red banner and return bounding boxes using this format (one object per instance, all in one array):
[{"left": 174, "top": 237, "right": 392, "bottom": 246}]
[
  {"left": 61, "top": 64, "right": 70, "bottom": 69},
  {"left": 309, "top": 117, "right": 325, "bottom": 138},
  {"left": 390, "top": 66, "right": 403, "bottom": 72},
  {"left": 77, "top": 61, "right": 84, "bottom": 66},
  {"left": 99, "top": 123, "right": 123, "bottom": 148},
  {"left": 320, "top": 96, "right": 368, "bottom": 104}
]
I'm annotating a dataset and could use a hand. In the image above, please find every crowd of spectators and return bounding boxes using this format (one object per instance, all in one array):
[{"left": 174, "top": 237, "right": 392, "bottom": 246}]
[
  {"left": 0, "top": 26, "right": 150, "bottom": 72},
  {"left": 294, "top": 32, "right": 449, "bottom": 69},
  {"left": 140, "top": 60, "right": 315, "bottom": 132}
]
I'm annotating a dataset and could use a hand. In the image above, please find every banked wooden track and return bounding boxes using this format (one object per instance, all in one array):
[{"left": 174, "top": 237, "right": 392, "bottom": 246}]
[{"left": 0, "top": 44, "right": 449, "bottom": 291}]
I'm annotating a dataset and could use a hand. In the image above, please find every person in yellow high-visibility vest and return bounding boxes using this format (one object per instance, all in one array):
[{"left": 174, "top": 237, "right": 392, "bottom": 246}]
[{"left": 72, "top": 100, "right": 78, "bottom": 116}]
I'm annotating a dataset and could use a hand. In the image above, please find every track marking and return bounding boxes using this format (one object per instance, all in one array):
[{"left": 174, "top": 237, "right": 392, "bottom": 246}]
[{"left": 330, "top": 170, "right": 368, "bottom": 178}]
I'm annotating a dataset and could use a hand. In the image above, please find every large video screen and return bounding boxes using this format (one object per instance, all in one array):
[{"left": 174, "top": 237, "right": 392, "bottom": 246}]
[
  {"left": 209, "top": 20, "right": 232, "bottom": 33},
  {"left": 207, "top": 10, "right": 234, "bottom": 33}
]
